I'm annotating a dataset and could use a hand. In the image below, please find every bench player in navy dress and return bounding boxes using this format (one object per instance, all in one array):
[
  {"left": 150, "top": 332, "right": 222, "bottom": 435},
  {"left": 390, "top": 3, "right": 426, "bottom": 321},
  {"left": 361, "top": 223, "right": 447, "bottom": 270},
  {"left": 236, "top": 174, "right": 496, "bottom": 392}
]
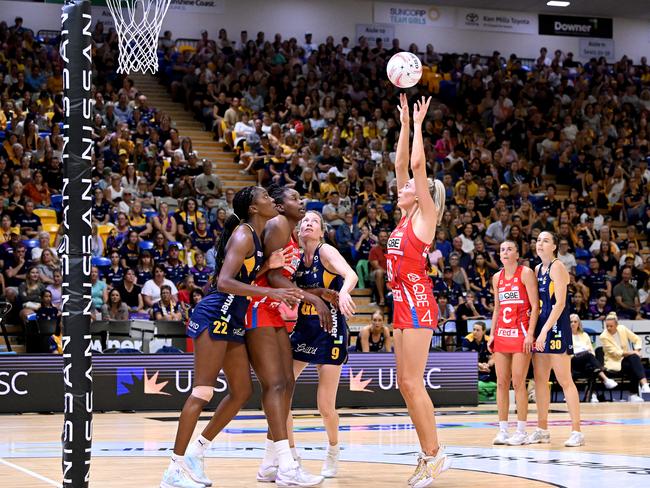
[
  {"left": 161, "top": 186, "right": 303, "bottom": 488},
  {"left": 531, "top": 231, "right": 584, "bottom": 448},
  {"left": 287, "top": 210, "right": 357, "bottom": 478}
]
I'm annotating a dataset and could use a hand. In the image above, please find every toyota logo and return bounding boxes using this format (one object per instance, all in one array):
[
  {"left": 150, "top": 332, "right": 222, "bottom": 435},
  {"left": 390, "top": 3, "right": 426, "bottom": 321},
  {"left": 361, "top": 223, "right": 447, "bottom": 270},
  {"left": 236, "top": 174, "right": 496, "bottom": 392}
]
[{"left": 466, "top": 12, "right": 478, "bottom": 23}]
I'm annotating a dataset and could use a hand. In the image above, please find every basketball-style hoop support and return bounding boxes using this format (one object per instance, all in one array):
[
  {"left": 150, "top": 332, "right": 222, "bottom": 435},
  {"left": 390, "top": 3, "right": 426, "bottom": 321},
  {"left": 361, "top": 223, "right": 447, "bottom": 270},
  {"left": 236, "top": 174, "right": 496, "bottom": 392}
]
[{"left": 106, "top": 0, "right": 172, "bottom": 74}]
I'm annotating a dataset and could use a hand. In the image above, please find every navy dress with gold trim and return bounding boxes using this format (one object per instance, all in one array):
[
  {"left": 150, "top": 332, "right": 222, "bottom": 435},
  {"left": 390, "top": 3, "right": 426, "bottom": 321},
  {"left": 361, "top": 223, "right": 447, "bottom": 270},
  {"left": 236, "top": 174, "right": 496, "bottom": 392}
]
[
  {"left": 291, "top": 245, "right": 348, "bottom": 365},
  {"left": 188, "top": 224, "right": 263, "bottom": 343},
  {"left": 536, "top": 259, "right": 573, "bottom": 354}
]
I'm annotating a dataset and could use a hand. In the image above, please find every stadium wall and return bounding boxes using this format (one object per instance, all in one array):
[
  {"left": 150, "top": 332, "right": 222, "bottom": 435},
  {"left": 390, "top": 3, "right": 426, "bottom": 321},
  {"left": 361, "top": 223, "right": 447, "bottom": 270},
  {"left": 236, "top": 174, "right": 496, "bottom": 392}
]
[{"left": 5, "top": 0, "right": 650, "bottom": 62}]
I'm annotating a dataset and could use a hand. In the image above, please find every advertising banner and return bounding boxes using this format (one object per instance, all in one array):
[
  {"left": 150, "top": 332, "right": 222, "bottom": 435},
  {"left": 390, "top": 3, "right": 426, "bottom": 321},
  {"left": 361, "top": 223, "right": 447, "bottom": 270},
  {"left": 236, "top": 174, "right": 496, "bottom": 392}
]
[
  {"left": 456, "top": 8, "right": 537, "bottom": 35},
  {"left": 355, "top": 23, "right": 395, "bottom": 44},
  {"left": 0, "top": 352, "right": 478, "bottom": 413},
  {"left": 373, "top": 2, "right": 455, "bottom": 28},
  {"left": 538, "top": 14, "right": 613, "bottom": 38},
  {"left": 578, "top": 38, "right": 615, "bottom": 61}
]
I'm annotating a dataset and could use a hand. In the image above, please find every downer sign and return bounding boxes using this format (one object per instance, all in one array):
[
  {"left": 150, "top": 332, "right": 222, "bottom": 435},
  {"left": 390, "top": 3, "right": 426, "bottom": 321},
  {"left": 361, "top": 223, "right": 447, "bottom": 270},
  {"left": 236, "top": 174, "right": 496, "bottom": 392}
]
[{"left": 539, "top": 14, "right": 612, "bottom": 39}]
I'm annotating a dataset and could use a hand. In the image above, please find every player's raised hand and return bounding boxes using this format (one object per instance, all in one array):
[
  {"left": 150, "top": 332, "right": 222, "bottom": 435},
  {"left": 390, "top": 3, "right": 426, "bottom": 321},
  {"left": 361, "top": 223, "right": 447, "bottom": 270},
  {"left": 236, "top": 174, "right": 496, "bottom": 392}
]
[
  {"left": 412, "top": 96, "right": 431, "bottom": 125},
  {"left": 397, "top": 93, "right": 409, "bottom": 125}
]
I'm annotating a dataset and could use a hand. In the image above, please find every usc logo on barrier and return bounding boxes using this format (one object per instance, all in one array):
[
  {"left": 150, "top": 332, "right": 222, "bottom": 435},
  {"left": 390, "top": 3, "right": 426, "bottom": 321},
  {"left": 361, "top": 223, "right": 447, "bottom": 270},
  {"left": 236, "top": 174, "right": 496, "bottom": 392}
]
[{"left": 0, "top": 371, "right": 27, "bottom": 395}]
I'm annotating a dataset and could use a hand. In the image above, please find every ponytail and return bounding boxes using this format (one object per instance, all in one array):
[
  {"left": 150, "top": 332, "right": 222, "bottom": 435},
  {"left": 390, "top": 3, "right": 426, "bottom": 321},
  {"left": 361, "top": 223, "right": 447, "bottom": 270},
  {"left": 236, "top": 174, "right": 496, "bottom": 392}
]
[
  {"left": 211, "top": 186, "right": 257, "bottom": 281},
  {"left": 428, "top": 178, "right": 446, "bottom": 224}
]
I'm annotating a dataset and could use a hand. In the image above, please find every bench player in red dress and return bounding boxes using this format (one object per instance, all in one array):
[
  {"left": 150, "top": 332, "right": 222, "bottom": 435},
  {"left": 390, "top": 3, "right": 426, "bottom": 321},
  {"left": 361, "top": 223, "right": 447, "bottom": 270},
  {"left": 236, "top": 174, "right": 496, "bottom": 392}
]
[
  {"left": 387, "top": 94, "right": 449, "bottom": 487},
  {"left": 489, "top": 240, "right": 539, "bottom": 446}
]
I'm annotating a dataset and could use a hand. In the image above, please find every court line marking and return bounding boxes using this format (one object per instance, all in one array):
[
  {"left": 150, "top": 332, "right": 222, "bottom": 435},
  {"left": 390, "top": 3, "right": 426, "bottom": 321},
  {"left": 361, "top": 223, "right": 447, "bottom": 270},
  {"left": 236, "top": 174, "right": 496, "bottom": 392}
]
[{"left": 0, "top": 457, "right": 61, "bottom": 487}]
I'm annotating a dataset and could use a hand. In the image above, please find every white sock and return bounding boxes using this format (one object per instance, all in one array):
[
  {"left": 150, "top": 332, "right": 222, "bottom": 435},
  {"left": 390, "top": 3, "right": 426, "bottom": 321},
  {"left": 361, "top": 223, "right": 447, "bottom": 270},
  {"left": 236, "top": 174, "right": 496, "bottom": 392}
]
[
  {"left": 275, "top": 440, "right": 295, "bottom": 470},
  {"left": 262, "top": 438, "right": 276, "bottom": 466},
  {"left": 188, "top": 435, "right": 211, "bottom": 456},
  {"left": 499, "top": 421, "right": 509, "bottom": 432},
  {"left": 327, "top": 444, "right": 340, "bottom": 453},
  {"left": 170, "top": 454, "right": 183, "bottom": 470},
  {"left": 290, "top": 446, "right": 299, "bottom": 460},
  {"left": 517, "top": 421, "right": 526, "bottom": 433}
]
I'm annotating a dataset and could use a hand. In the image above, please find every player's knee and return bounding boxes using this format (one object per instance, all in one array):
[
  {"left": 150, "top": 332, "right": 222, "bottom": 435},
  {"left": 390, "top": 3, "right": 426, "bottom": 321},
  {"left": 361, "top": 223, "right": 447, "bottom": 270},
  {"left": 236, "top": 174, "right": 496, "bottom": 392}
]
[
  {"left": 496, "top": 376, "right": 511, "bottom": 390},
  {"left": 318, "top": 401, "right": 337, "bottom": 421},
  {"left": 511, "top": 375, "right": 526, "bottom": 391},
  {"left": 231, "top": 379, "right": 253, "bottom": 405},
  {"left": 265, "top": 377, "right": 288, "bottom": 397},
  {"left": 398, "top": 375, "right": 423, "bottom": 399},
  {"left": 191, "top": 385, "right": 214, "bottom": 404}
]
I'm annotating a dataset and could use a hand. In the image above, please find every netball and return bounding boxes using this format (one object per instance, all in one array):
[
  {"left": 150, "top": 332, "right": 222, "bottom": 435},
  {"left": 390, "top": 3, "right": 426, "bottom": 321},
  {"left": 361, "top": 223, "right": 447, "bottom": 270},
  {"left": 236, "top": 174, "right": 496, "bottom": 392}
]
[{"left": 387, "top": 51, "right": 423, "bottom": 88}]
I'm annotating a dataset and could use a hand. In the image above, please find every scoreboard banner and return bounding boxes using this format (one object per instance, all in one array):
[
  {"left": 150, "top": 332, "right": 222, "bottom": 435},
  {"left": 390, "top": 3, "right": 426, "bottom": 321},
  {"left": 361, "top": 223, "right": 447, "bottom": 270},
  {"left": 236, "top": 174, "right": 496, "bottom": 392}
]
[{"left": 0, "top": 352, "right": 478, "bottom": 412}]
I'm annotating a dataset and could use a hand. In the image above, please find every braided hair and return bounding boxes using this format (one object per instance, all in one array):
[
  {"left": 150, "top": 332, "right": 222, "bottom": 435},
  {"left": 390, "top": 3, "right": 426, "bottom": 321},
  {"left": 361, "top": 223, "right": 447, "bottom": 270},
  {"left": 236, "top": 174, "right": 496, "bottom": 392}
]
[
  {"left": 267, "top": 183, "right": 287, "bottom": 206},
  {"left": 213, "top": 186, "right": 258, "bottom": 278}
]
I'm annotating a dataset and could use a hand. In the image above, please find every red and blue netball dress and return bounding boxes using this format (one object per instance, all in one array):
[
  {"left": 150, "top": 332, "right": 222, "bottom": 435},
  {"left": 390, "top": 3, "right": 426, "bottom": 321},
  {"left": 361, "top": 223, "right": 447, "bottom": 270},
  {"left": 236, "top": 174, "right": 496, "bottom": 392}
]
[
  {"left": 187, "top": 224, "right": 263, "bottom": 343},
  {"left": 246, "top": 236, "right": 301, "bottom": 329},
  {"left": 386, "top": 216, "right": 439, "bottom": 329},
  {"left": 291, "top": 245, "right": 348, "bottom": 365},
  {"left": 494, "top": 265, "right": 531, "bottom": 353},
  {"left": 536, "top": 259, "right": 573, "bottom": 354}
]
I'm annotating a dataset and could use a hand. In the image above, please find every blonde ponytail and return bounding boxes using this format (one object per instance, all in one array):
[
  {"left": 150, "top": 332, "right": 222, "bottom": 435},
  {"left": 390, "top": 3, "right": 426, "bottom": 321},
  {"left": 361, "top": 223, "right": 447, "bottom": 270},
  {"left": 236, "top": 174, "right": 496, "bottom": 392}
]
[{"left": 429, "top": 178, "right": 446, "bottom": 224}]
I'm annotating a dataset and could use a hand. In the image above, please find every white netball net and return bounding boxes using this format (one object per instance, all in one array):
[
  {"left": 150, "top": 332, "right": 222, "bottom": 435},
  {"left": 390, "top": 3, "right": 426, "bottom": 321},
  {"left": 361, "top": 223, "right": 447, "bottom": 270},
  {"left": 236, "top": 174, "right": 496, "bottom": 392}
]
[{"left": 106, "top": 0, "right": 171, "bottom": 74}]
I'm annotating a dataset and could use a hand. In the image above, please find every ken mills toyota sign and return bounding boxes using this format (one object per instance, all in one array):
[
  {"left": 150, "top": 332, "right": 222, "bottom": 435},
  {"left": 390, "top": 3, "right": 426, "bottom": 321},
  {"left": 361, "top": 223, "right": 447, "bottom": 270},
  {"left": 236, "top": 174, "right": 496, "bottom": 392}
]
[{"left": 539, "top": 14, "right": 612, "bottom": 39}]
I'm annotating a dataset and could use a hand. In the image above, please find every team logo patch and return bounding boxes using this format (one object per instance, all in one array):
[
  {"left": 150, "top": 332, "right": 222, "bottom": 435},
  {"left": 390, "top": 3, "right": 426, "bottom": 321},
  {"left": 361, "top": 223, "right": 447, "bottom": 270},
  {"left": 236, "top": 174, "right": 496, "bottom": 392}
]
[
  {"left": 499, "top": 290, "right": 520, "bottom": 301},
  {"left": 497, "top": 328, "right": 519, "bottom": 338},
  {"left": 407, "top": 273, "right": 421, "bottom": 283},
  {"left": 387, "top": 237, "right": 401, "bottom": 250}
]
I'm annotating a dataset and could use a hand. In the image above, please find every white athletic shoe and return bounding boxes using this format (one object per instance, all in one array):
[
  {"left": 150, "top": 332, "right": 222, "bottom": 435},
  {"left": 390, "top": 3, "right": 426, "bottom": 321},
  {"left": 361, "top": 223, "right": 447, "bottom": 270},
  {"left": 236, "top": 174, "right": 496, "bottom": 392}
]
[
  {"left": 629, "top": 394, "right": 645, "bottom": 403},
  {"left": 275, "top": 461, "right": 324, "bottom": 487},
  {"left": 160, "top": 462, "right": 205, "bottom": 488},
  {"left": 640, "top": 383, "right": 650, "bottom": 394},
  {"left": 182, "top": 454, "right": 212, "bottom": 486},
  {"left": 527, "top": 428, "right": 550, "bottom": 444},
  {"left": 256, "top": 463, "right": 279, "bottom": 483},
  {"left": 321, "top": 447, "right": 340, "bottom": 478},
  {"left": 604, "top": 378, "right": 618, "bottom": 389},
  {"left": 506, "top": 431, "right": 529, "bottom": 446},
  {"left": 409, "top": 446, "right": 452, "bottom": 488},
  {"left": 564, "top": 431, "right": 585, "bottom": 447},
  {"left": 590, "top": 393, "right": 599, "bottom": 403},
  {"left": 407, "top": 453, "right": 426, "bottom": 486},
  {"left": 492, "top": 430, "right": 510, "bottom": 445}
]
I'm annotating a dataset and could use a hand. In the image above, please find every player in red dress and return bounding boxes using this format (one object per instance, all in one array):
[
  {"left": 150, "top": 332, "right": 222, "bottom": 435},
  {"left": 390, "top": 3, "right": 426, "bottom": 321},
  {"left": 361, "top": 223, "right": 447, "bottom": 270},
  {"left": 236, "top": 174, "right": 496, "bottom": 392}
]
[
  {"left": 489, "top": 240, "right": 539, "bottom": 446},
  {"left": 388, "top": 94, "right": 449, "bottom": 487},
  {"left": 246, "top": 184, "right": 330, "bottom": 487}
]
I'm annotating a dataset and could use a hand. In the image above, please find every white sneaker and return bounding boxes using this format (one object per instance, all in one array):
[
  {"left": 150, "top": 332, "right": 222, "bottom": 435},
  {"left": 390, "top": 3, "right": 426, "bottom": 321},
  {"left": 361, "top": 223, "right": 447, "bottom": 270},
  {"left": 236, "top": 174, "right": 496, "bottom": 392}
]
[
  {"left": 590, "top": 393, "right": 599, "bottom": 403},
  {"left": 407, "top": 453, "right": 426, "bottom": 486},
  {"left": 276, "top": 461, "right": 324, "bottom": 487},
  {"left": 564, "top": 431, "right": 585, "bottom": 447},
  {"left": 160, "top": 462, "right": 205, "bottom": 488},
  {"left": 604, "top": 378, "right": 618, "bottom": 389},
  {"left": 640, "top": 383, "right": 650, "bottom": 394},
  {"left": 183, "top": 454, "right": 212, "bottom": 486},
  {"left": 629, "top": 394, "right": 645, "bottom": 403},
  {"left": 409, "top": 446, "right": 451, "bottom": 488},
  {"left": 492, "top": 430, "right": 510, "bottom": 445},
  {"left": 506, "top": 431, "right": 529, "bottom": 446},
  {"left": 527, "top": 428, "right": 550, "bottom": 444},
  {"left": 257, "top": 463, "right": 279, "bottom": 482},
  {"left": 321, "top": 446, "right": 339, "bottom": 478}
]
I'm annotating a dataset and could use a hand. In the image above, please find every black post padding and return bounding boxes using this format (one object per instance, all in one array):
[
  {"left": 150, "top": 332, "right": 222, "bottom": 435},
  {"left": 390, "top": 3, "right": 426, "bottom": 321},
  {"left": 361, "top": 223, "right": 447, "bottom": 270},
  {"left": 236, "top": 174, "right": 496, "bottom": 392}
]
[{"left": 60, "top": 1, "right": 93, "bottom": 487}]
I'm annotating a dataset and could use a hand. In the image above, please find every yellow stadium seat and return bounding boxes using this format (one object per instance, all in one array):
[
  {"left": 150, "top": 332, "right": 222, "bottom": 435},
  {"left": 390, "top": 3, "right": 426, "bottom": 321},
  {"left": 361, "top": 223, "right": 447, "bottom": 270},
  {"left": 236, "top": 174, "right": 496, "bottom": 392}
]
[
  {"left": 44, "top": 223, "right": 59, "bottom": 247},
  {"left": 97, "top": 224, "right": 116, "bottom": 246},
  {"left": 34, "top": 208, "right": 58, "bottom": 226}
]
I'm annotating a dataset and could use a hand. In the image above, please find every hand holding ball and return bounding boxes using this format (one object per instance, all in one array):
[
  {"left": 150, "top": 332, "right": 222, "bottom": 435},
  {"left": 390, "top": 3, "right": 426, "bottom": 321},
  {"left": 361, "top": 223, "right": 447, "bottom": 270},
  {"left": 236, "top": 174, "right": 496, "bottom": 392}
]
[{"left": 387, "top": 52, "right": 423, "bottom": 88}]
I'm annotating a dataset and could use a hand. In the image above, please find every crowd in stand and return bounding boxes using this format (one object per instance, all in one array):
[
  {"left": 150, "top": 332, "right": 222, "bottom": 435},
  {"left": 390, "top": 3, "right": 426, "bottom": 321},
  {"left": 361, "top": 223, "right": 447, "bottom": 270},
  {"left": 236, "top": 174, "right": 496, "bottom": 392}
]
[{"left": 1, "top": 16, "right": 650, "bottom": 384}]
